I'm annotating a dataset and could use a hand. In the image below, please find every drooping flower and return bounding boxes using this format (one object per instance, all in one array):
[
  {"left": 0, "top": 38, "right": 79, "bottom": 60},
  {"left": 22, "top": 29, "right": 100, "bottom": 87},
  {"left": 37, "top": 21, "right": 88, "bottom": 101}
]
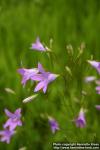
[
  {"left": 0, "top": 129, "right": 15, "bottom": 144},
  {"left": 48, "top": 117, "right": 59, "bottom": 134},
  {"left": 31, "top": 63, "right": 59, "bottom": 93},
  {"left": 95, "top": 86, "right": 100, "bottom": 94},
  {"left": 31, "top": 37, "right": 46, "bottom": 51},
  {"left": 18, "top": 68, "right": 39, "bottom": 86},
  {"left": 3, "top": 108, "right": 22, "bottom": 131},
  {"left": 95, "top": 105, "right": 100, "bottom": 110},
  {"left": 84, "top": 76, "right": 96, "bottom": 83},
  {"left": 73, "top": 108, "right": 86, "bottom": 128},
  {"left": 88, "top": 60, "right": 100, "bottom": 74}
]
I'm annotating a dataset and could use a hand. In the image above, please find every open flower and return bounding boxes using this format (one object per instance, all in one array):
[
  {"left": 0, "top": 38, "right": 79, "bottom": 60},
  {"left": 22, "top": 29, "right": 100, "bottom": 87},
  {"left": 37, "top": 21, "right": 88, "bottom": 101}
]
[
  {"left": 88, "top": 60, "right": 100, "bottom": 74},
  {"left": 48, "top": 117, "right": 59, "bottom": 134},
  {"left": 95, "top": 105, "right": 100, "bottom": 110},
  {"left": 31, "top": 63, "right": 59, "bottom": 93},
  {"left": 31, "top": 37, "right": 46, "bottom": 51},
  {"left": 3, "top": 108, "right": 22, "bottom": 131},
  {"left": 18, "top": 68, "right": 39, "bottom": 86},
  {"left": 73, "top": 109, "right": 86, "bottom": 128},
  {"left": 0, "top": 129, "right": 15, "bottom": 144}
]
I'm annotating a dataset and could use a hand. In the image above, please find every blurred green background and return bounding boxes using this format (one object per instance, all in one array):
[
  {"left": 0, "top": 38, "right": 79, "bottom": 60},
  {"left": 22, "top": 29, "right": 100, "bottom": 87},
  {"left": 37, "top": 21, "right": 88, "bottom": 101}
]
[{"left": 0, "top": 0, "right": 100, "bottom": 149}]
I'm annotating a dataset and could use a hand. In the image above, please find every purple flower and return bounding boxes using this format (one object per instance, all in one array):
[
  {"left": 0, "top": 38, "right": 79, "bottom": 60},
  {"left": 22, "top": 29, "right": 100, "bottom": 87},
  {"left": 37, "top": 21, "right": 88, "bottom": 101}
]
[
  {"left": 18, "top": 68, "right": 39, "bottom": 86},
  {"left": 95, "top": 86, "right": 100, "bottom": 94},
  {"left": 88, "top": 60, "right": 100, "bottom": 74},
  {"left": 0, "top": 129, "right": 15, "bottom": 144},
  {"left": 31, "top": 63, "right": 59, "bottom": 93},
  {"left": 74, "top": 109, "right": 86, "bottom": 128},
  {"left": 84, "top": 76, "right": 96, "bottom": 83},
  {"left": 31, "top": 37, "right": 46, "bottom": 51},
  {"left": 95, "top": 105, "right": 100, "bottom": 110},
  {"left": 48, "top": 117, "right": 59, "bottom": 134},
  {"left": 3, "top": 108, "right": 22, "bottom": 131}
]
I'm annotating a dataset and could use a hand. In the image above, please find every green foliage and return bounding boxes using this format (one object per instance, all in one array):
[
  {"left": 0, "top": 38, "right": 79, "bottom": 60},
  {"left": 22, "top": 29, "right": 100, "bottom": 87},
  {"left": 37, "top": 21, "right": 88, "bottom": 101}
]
[{"left": 0, "top": 0, "right": 100, "bottom": 149}]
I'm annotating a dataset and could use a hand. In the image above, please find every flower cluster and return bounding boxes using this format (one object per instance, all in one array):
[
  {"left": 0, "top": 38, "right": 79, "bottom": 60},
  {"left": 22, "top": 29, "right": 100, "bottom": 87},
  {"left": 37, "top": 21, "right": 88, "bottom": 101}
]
[
  {"left": 18, "top": 38, "right": 87, "bottom": 132},
  {"left": 0, "top": 108, "right": 22, "bottom": 144},
  {"left": 1, "top": 37, "right": 93, "bottom": 144},
  {"left": 18, "top": 37, "right": 59, "bottom": 133},
  {"left": 18, "top": 38, "right": 59, "bottom": 93},
  {"left": 18, "top": 63, "right": 58, "bottom": 93}
]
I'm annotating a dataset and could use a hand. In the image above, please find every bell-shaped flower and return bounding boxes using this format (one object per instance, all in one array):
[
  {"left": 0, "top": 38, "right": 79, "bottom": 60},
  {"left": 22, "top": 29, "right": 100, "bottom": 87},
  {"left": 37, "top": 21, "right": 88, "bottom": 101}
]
[
  {"left": 3, "top": 108, "right": 22, "bottom": 131},
  {"left": 48, "top": 117, "right": 59, "bottom": 134},
  {"left": 88, "top": 60, "right": 100, "bottom": 74},
  {"left": 0, "top": 129, "right": 15, "bottom": 144},
  {"left": 31, "top": 37, "right": 46, "bottom": 51},
  {"left": 73, "top": 108, "right": 86, "bottom": 128},
  {"left": 31, "top": 63, "right": 59, "bottom": 93},
  {"left": 18, "top": 68, "right": 39, "bottom": 86}
]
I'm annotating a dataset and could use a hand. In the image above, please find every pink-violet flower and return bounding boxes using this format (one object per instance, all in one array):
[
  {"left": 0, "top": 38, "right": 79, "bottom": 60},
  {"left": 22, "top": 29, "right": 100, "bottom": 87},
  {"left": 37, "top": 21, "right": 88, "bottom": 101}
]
[
  {"left": 84, "top": 76, "right": 96, "bottom": 83},
  {"left": 31, "top": 63, "right": 59, "bottom": 93},
  {"left": 88, "top": 60, "right": 100, "bottom": 74},
  {"left": 48, "top": 117, "right": 59, "bottom": 134},
  {"left": 31, "top": 37, "right": 46, "bottom": 51},
  {"left": 95, "top": 86, "right": 100, "bottom": 94},
  {"left": 3, "top": 108, "right": 22, "bottom": 131},
  {"left": 73, "top": 109, "right": 86, "bottom": 128},
  {"left": 0, "top": 129, "right": 15, "bottom": 144},
  {"left": 18, "top": 68, "right": 39, "bottom": 86},
  {"left": 95, "top": 105, "right": 100, "bottom": 110}
]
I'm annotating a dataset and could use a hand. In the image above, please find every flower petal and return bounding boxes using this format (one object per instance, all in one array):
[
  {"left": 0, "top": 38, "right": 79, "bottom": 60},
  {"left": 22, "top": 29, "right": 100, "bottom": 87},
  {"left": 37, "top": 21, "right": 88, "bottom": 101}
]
[
  {"left": 17, "top": 120, "right": 22, "bottom": 126},
  {"left": 31, "top": 37, "right": 46, "bottom": 51},
  {"left": 4, "top": 109, "right": 13, "bottom": 118},
  {"left": 43, "top": 85, "right": 48, "bottom": 93},
  {"left": 38, "top": 63, "right": 45, "bottom": 73},
  {"left": 3, "top": 119, "right": 12, "bottom": 129},
  {"left": 34, "top": 81, "right": 46, "bottom": 92},
  {"left": 15, "top": 108, "right": 21, "bottom": 115},
  {"left": 31, "top": 74, "right": 44, "bottom": 81},
  {"left": 9, "top": 123, "right": 17, "bottom": 131},
  {"left": 18, "top": 69, "right": 26, "bottom": 75}
]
